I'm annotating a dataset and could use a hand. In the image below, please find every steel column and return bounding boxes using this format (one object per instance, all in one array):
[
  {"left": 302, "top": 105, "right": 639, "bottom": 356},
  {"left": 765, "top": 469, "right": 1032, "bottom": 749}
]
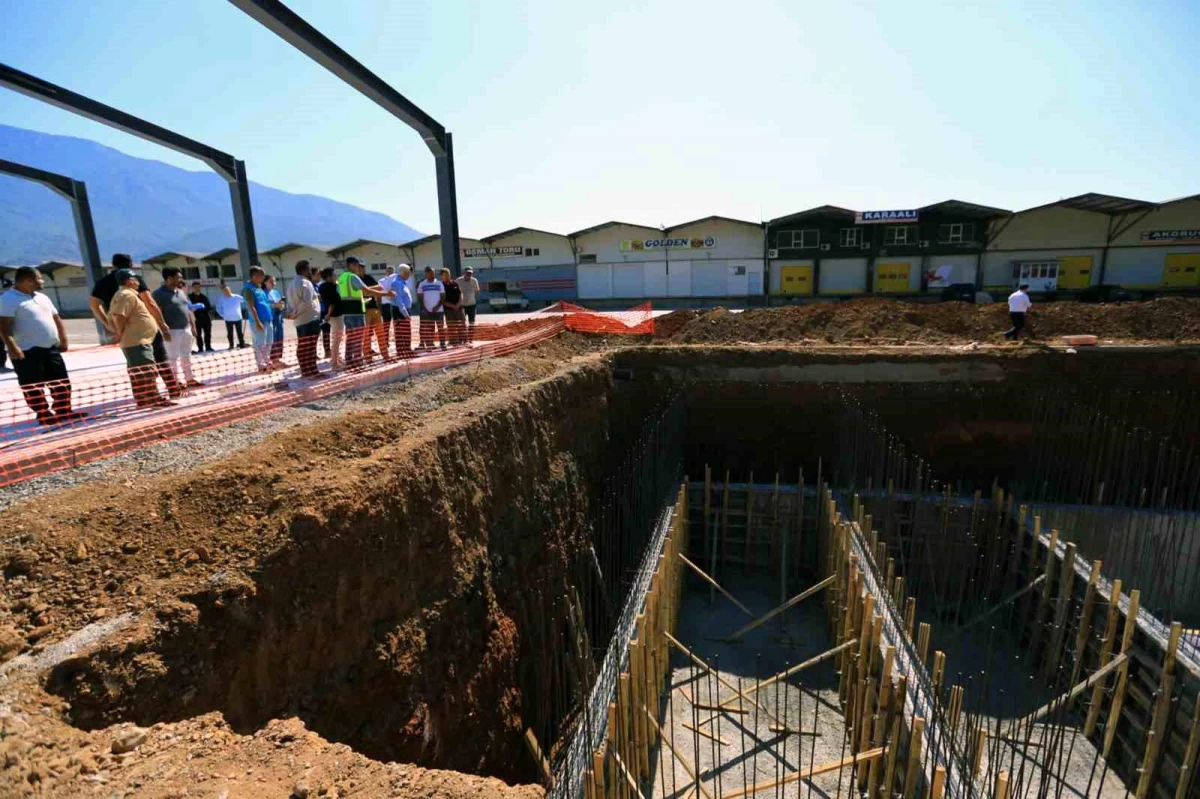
[
  {"left": 435, "top": 133, "right": 462, "bottom": 276},
  {"left": 0, "top": 62, "right": 260, "bottom": 272}
]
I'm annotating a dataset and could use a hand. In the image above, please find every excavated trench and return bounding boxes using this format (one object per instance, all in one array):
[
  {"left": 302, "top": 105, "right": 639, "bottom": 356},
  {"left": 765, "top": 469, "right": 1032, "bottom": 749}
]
[{"left": 41, "top": 345, "right": 1200, "bottom": 790}]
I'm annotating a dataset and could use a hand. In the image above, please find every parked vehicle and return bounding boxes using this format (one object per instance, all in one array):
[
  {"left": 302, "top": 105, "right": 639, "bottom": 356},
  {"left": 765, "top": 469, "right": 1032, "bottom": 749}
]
[{"left": 486, "top": 280, "right": 530, "bottom": 312}]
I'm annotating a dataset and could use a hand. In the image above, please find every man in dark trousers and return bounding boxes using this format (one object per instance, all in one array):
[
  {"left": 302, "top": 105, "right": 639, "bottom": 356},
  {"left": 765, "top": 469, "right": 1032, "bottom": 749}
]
[
  {"left": 1004, "top": 284, "right": 1032, "bottom": 340},
  {"left": 89, "top": 253, "right": 181, "bottom": 397},
  {"left": 188, "top": 281, "right": 214, "bottom": 352},
  {"left": 0, "top": 267, "right": 86, "bottom": 425}
]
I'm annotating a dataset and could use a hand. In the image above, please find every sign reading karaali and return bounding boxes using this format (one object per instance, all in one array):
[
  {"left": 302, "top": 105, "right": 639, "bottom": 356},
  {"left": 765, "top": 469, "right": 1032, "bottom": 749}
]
[
  {"left": 855, "top": 209, "right": 919, "bottom": 224},
  {"left": 1141, "top": 229, "right": 1200, "bottom": 244},
  {"left": 620, "top": 236, "right": 716, "bottom": 252},
  {"left": 462, "top": 245, "right": 523, "bottom": 258}
]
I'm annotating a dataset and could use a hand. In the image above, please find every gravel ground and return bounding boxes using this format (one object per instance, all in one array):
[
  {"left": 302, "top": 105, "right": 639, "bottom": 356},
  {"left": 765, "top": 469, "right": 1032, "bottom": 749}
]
[{"left": 0, "top": 354, "right": 554, "bottom": 514}]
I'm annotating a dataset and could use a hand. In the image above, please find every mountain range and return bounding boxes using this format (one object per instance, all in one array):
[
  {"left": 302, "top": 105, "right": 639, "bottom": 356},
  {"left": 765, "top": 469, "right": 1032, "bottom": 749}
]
[{"left": 0, "top": 124, "right": 423, "bottom": 264}]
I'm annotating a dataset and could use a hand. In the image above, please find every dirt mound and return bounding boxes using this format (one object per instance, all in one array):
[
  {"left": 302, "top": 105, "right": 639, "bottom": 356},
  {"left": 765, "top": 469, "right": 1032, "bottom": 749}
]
[{"left": 660, "top": 298, "right": 1200, "bottom": 345}]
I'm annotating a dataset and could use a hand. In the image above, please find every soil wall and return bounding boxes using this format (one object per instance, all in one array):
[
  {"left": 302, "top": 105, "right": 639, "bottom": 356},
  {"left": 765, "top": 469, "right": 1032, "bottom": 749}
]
[{"left": 46, "top": 362, "right": 620, "bottom": 783}]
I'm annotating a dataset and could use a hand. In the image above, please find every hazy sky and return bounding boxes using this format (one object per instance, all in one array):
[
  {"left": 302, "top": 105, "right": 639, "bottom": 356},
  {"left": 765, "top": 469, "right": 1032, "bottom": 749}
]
[{"left": 2, "top": 0, "right": 1196, "bottom": 237}]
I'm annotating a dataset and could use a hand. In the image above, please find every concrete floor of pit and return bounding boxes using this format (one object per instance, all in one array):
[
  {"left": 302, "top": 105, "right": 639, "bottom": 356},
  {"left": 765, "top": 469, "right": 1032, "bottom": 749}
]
[{"left": 650, "top": 574, "right": 853, "bottom": 798}]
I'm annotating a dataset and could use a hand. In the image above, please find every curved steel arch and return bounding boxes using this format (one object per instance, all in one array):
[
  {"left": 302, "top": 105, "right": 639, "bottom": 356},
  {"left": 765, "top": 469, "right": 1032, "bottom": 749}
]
[
  {"left": 228, "top": 0, "right": 460, "bottom": 276},
  {"left": 0, "top": 62, "right": 259, "bottom": 272}
]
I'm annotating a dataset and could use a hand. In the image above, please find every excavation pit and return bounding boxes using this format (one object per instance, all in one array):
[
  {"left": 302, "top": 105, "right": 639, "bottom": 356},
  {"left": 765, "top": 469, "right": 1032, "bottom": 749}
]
[{"left": 8, "top": 344, "right": 1200, "bottom": 797}]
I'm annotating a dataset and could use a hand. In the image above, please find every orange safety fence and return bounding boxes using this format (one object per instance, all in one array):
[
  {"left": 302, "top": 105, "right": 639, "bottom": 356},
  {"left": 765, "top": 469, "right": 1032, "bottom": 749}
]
[
  {"left": 0, "top": 315, "right": 564, "bottom": 489},
  {"left": 560, "top": 301, "right": 655, "bottom": 335}
]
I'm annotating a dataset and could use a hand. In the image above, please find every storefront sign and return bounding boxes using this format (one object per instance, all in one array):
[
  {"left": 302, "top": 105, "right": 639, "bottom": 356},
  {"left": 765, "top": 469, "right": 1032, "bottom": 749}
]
[
  {"left": 462, "top": 245, "right": 523, "bottom": 258},
  {"left": 620, "top": 236, "right": 716, "bottom": 252},
  {"left": 855, "top": 209, "right": 918, "bottom": 224},
  {"left": 1140, "top": 229, "right": 1200, "bottom": 244}
]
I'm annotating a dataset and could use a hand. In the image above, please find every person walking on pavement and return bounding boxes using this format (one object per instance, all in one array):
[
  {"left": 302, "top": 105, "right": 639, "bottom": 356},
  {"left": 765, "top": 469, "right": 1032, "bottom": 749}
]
[
  {"left": 417, "top": 266, "right": 445, "bottom": 349},
  {"left": 1004, "top": 284, "right": 1032, "bottom": 341},
  {"left": 215, "top": 282, "right": 247, "bottom": 349},
  {"left": 456, "top": 267, "right": 480, "bottom": 342},
  {"left": 242, "top": 266, "right": 276, "bottom": 372},
  {"left": 152, "top": 267, "right": 204, "bottom": 389},
  {"left": 0, "top": 267, "right": 87, "bottom": 425},
  {"left": 188, "top": 281, "right": 214, "bottom": 352},
  {"left": 110, "top": 268, "right": 174, "bottom": 408},
  {"left": 265, "top": 275, "right": 286, "bottom": 365},
  {"left": 337, "top": 257, "right": 393, "bottom": 370},
  {"left": 287, "top": 261, "right": 324, "bottom": 378},
  {"left": 90, "top": 253, "right": 181, "bottom": 399}
]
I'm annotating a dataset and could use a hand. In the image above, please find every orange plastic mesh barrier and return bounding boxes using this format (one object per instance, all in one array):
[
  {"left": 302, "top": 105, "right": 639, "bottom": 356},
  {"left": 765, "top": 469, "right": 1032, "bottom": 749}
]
[
  {"left": 560, "top": 301, "right": 655, "bottom": 335},
  {"left": 0, "top": 316, "right": 563, "bottom": 489}
]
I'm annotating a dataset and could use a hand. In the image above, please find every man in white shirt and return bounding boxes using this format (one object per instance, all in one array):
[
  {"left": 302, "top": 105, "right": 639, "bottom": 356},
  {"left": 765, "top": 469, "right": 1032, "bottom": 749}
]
[
  {"left": 1005, "top": 284, "right": 1032, "bottom": 340},
  {"left": 456, "top": 267, "right": 481, "bottom": 342},
  {"left": 416, "top": 266, "right": 446, "bottom": 349},
  {"left": 287, "top": 261, "right": 324, "bottom": 378},
  {"left": 215, "top": 282, "right": 247, "bottom": 349},
  {"left": 0, "top": 266, "right": 86, "bottom": 425}
]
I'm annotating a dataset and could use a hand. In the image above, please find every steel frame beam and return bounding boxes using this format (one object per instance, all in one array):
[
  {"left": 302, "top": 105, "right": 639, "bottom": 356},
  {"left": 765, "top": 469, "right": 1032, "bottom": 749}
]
[
  {"left": 0, "top": 158, "right": 103, "bottom": 289},
  {"left": 0, "top": 62, "right": 259, "bottom": 272},
  {"left": 228, "top": 0, "right": 461, "bottom": 276}
]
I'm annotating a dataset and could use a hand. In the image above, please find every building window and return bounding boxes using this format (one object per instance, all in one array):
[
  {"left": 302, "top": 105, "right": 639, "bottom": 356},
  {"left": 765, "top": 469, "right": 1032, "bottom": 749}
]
[
  {"left": 579, "top": 253, "right": 597, "bottom": 264},
  {"left": 839, "top": 228, "right": 861, "bottom": 247},
  {"left": 776, "top": 229, "right": 819, "bottom": 249},
  {"left": 370, "top": 262, "right": 388, "bottom": 272},
  {"left": 1018, "top": 262, "right": 1059, "bottom": 280},
  {"left": 181, "top": 266, "right": 201, "bottom": 281},
  {"left": 884, "top": 225, "right": 917, "bottom": 246},
  {"left": 524, "top": 247, "right": 540, "bottom": 257},
  {"left": 938, "top": 223, "right": 976, "bottom": 244}
]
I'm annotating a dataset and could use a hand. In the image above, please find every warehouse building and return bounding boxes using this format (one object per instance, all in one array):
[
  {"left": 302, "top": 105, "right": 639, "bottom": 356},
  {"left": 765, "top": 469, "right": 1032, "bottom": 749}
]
[
  {"left": 472, "top": 227, "right": 577, "bottom": 309},
  {"left": 572, "top": 217, "right": 764, "bottom": 305},
  {"left": 767, "top": 201, "right": 1009, "bottom": 298},
  {"left": 328, "top": 238, "right": 407, "bottom": 275},
  {"left": 259, "top": 243, "right": 334, "bottom": 286},
  {"left": 983, "top": 193, "right": 1200, "bottom": 293}
]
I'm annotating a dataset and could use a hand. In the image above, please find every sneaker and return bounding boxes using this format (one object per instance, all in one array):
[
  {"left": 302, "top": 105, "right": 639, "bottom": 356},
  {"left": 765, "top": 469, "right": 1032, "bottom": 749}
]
[
  {"left": 54, "top": 410, "right": 89, "bottom": 424},
  {"left": 185, "top": 380, "right": 206, "bottom": 388},
  {"left": 205, "top": 347, "right": 215, "bottom": 352},
  {"left": 151, "top": 398, "right": 178, "bottom": 408},
  {"left": 36, "top": 412, "right": 56, "bottom": 426}
]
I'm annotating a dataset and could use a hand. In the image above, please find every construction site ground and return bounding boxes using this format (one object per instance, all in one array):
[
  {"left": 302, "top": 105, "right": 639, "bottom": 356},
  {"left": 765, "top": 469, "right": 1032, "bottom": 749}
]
[{"left": 2, "top": 297, "right": 1198, "bottom": 797}]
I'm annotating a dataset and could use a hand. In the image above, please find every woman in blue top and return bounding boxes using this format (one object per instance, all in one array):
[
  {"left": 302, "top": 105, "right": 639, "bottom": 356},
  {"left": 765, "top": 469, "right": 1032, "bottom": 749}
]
[
  {"left": 241, "top": 267, "right": 275, "bottom": 372},
  {"left": 264, "top": 275, "right": 286, "bottom": 364}
]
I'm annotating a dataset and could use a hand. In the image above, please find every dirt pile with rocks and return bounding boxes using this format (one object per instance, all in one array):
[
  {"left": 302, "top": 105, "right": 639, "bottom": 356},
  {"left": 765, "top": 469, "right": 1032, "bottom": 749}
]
[{"left": 655, "top": 297, "right": 1200, "bottom": 345}]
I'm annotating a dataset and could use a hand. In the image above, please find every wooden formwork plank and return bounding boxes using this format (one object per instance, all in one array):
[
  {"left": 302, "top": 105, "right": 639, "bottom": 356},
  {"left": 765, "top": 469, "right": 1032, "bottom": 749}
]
[
  {"left": 1103, "top": 589, "right": 1142, "bottom": 758},
  {"left": 1084, "top": 578, "right": 1123, "bottom": 737}
]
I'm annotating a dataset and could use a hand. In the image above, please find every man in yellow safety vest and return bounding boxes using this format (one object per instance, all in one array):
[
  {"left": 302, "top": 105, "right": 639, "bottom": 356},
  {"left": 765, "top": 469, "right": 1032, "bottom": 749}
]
[{"left": 337, "top": 256, "right": 393, "bottom": 369}]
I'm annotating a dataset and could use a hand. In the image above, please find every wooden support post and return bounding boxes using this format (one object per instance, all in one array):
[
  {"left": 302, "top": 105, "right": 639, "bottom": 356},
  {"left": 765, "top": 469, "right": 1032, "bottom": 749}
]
[
  {"left": 524, "top": 728, "right": 552, "bottom": 786},
  {"left": 1029, "top": 528, "right": 1060, "bottom": 662},
  {"left": 858, "top": 594, "right": 876, "bottom": 685},
  {"left": 629, "top": 636, "right": 649, "bottom": 778},
  {"left": 1136, "top": 674, "right": 1175, "bottom": 798},
  {"left": 704, "top": 465, "right": 712, "bottom": 603},
  {"left": 1102, "top": 588, "right": 1141, "bottom": 758},
  {"left": 619, "top": 674, "right": 634, "bottom": 790},
  {"left": 865, "top": 647, "right": 894, "bottom": 796},
  {"left": 1136, "top": 621, "right": 1182, "bottom": 798},
  {"left": 606, "top": 703, "right": 619, "bottom": 799},
  {"left": 593, "top": 750, "right": 605, "bottom": 799},
  {"left": 994, "top": 770, "right": 1010, "bottom": 799},
  {"left": 882, "top": 714, "right": 902, "bottom": 798},
  {"left": 721, "top": 470, "right": 730, "bottom": 575},
  {"left": 974, "top": 727, "right": 988, "bottom": 777},
  {"left": 1175, "top": 691, "right": 1200, "bottom": 799},
  {"left": 744, "top": 472, "right": 755, "bottom": 573},
  {"left": 932, "top": 651, "right": 947, "bottom": 694},
  {"left": 904, "top": 597, "right": 916, "bottom": 638},
  {"left": 931, "top": 766, "right": 946, "bottom": 799},
  {"left": 1042, "top": 541, "right": 1077, "bottom": 681},
  {"left": 1083, "top": 577, "right": 1122, "bottom": 737},
  {"left": 1067, "top": 560, "right": 1102, "bottom": 692},
  {"left": 903, "top": 716, "right": 925, "bottom": 798},
  {"left": 1018, "top": 652, "right": 1129, "bottom": 730},
  {"left": 918, "top": 622, "right": 931, "bottom": 666}
]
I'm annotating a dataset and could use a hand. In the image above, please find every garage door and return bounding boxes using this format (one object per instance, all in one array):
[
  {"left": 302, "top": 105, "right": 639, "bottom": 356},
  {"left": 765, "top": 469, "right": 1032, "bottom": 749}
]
[
  {"left": 612, "top": 264, "right": 644, "bottom": 297},
  {"left": 1163, "top": 253, "right": 1200, "bottom": 288},
  {"left": 643, "top": 261, "right": 667, "bottom": 297},
  {"left": 577, "top": 264, "right": 612, "bottom": 299},
  {"left": 780, "top": 265, "right": 813, "bottom": 295},
  {"left": 667, "top": 261, "right": 692, "bottom": 296},
  {"left": 1058, "top": 256, "right": 1093, "bottom": 290},
  {"left": 875, "top": 262, "right": 910, "bottom": 293}
]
